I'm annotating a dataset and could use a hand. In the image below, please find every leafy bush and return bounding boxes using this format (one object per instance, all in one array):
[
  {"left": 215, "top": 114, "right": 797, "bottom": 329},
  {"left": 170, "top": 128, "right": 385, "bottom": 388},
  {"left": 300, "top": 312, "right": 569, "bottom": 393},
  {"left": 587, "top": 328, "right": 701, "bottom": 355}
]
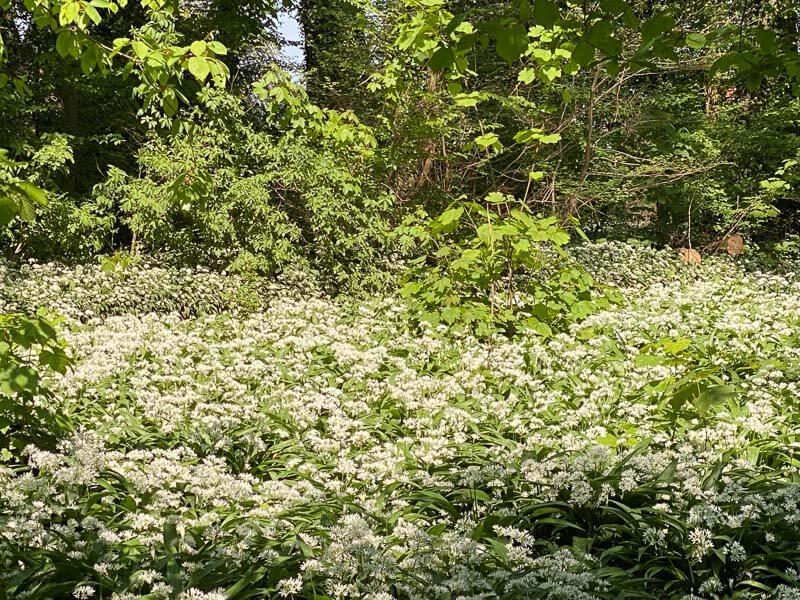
[
  {"left": 398, "top": 195, "right": 618, "bottom": 337},
  {"left": 78, "top": 87, "right": 395, "bottom": 292},
  {"left": 0, "top": 312, "right": 71, "bottom": 456}
]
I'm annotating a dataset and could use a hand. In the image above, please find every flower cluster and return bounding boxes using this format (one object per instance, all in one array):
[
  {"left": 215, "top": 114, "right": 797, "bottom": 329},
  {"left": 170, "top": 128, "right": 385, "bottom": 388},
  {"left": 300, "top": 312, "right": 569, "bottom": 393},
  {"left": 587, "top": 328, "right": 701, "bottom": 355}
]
[{"left": 1, "top": 243, "right": 800, "bottom": 599}]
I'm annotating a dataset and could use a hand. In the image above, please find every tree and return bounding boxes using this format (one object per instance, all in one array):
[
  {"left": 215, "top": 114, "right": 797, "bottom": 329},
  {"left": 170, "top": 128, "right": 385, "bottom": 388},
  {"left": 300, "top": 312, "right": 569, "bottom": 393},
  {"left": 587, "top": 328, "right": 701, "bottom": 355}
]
[{"left": 299, "top": 0, "right": 373, "bottom": 108}]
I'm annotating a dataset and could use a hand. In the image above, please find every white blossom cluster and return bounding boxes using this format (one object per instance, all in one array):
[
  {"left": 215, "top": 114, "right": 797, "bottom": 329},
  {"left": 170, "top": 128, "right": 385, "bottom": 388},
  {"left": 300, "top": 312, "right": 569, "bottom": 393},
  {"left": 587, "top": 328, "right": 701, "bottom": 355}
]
[{"left": 1, "top": 243, "right": 800, "bottom": 599}]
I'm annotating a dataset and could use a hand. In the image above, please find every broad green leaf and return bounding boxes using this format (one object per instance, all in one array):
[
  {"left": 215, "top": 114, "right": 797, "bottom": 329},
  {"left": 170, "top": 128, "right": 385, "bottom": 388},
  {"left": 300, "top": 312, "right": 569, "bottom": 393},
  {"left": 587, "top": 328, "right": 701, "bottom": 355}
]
[
  {"left": 190, "top": 40, "right": 207, "bottom": 57},
  {"left": 437, "top": 206, "right": 464, "bottom": 227},
  {"left": 661, "top": 337, "right": 690, "bottom": 355},
  {"left": 686, "top": 33, "right": 706, "bottom": 49},
  {"left": 16, "top": 180, "right": 47, "bottom": 207},
  {"left": 495, "top": 24, "right": 527, "bottom": 63},
  {"left": 634, "top": 354, "right": 665, "bottom": 367},
  {"left": 710, "top": 52, "right": 744, "bottom": 73},
  {"left": 524, "top": 317, "right": 552, "bottom": 337},
  {"left": 429, "top": 46, "right": 455, "bottom": 71},
  {"left": 745, "top": 70, "right": 762, "bottom": 92},
  {"left": 56, "top": 30, "right": 73, "bottom": 58},
  {"left": 59, "top": 1, "right": 80, "bottom": 26},
  {"left": 533, "top": 0, "right": 559, "bottom": 28},
  {"left": 538, "top": 133, "right": 561, "bottom": 144},
  {"left": 518, "top": 67, "right": 536, "bottom": 84},
  {"left": 132, "top": 40, "right": 149, "bottom": 59},
  {"left": 572, "top": 39, "right": 595, "bottom": 66},
  {"left": 455, "top": 21, "right": 474, "bottom": 35},
  {"left": 541, "top": 66, "right": 561, "bottom": 81},
  {"left": 162, "top": 91, "right": 179, "bottom": 116},
  {"left": 475, "top": 132, "right": 500, "bottom": 150},
  {"left": 514, "top": 128, "right": 543, "bottom": 144},
  {"left": 587, "top": 20, "right": 622, "bottom": 57},
  {"left": 81, "top": 47, "right": 97, "bottom": 74},
  {"left": 84, "top": 3, "right": 102, "bottom": 25},
  {"left": 641, "top": 13, "right": 675, "bottom": 42},
  {"left": 551, "top": 229, "right": 569, "bottom": 245},
  {"left": 0, "top": 196, "right": 17, "bottom": 227},
  {"left": 207, "top": 41, "right": 227, "bottom": 55},
  {"left": 454, "top": 92, "right": 482, "bottom": 107},
  {"left": 187, "top": 56, "right": 210, "bottom": 82},
  {"left": 605, "top": 59, "right": 620, "bottom": 76},
  {"left": 599, "top": 0, "right": 631, "bottom": 16}
]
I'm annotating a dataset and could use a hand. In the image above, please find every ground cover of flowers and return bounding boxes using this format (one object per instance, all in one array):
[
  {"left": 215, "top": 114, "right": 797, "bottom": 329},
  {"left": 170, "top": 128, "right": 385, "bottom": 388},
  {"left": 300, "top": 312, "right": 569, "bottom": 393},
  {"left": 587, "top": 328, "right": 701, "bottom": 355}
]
[{"left": 2, "top": 243, "right": 800, "bottom": 600}]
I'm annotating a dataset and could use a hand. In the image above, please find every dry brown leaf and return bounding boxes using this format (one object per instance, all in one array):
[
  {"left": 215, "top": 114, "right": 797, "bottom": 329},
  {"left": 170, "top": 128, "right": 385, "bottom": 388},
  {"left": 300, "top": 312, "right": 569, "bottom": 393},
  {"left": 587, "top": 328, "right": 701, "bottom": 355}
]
[
  {"left": 679, "top": 248, "right": 702, "bottom": 265},
  {"left": 723, "top": 234, "right": 744, "bottom": 256}
]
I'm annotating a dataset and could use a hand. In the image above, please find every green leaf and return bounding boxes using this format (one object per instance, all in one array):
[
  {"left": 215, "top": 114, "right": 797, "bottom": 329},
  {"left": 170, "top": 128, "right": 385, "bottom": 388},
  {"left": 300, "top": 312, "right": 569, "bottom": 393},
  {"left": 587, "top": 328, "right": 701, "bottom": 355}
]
[
  {"left": 538, "top": 133, "right": 561, "bottom": 144},
  {"left": 518, "top": 67, "right": 536, "bottom": 84},
  {"left": 81, "top": 47, "right": 97, "bottom": 74},
  {"left": 132, "top": 40, "right": 149, "bottom": 59},
  {"left": 524, "top": 318, "right": 552, "bottom": 337},
  {"left": 486, "top": 538, "right": 509, "bottom": 564},
  {"left": 605, "top": 59, "right": 620, "bottom": 76},
  {"left": 485, "top": 191, "right": 507, "bottom": 204},
  {"left": 437, "top": 206, "right": 464, "bottom": 227},
  {"left": 599, "top": 0, "right": 631, "bottom": 16},
  {"left": 454, "top": 92, "right": 482, "bottom": 107},
  {"left": 207, "top": 40, "right": 227, "bottom": 55},
  {"left": 533, "top": 0, "right": 559, "bottom": 28},
  {"left": 190, "top": 40, "right": 207, "bottom": 57},
  {"left": 495, "top": 24, "right": 527, "bottom": 64},
  {"left": 84, "top": 3, "right": 102, "bottom": 25},
  {"left": 187, "top": 56, "right": 210, "bottom": 82},
  {"left": 400, "top": 281, "right": 422, "bottom": 297},
  {"left": 429, "top": 46, "right": 455, "bottom": 71},
  {"left": 641, "top": 13, "right": 675, "bottom": 42},
  {"left": 59, "top": 1, "right": 80, "bottom": 26},
  {"left": 635, "top": 353, "right": 665, "bottom": 367},
  {"left": 163, "top": 521, "right": 179, "bottom": 553},
  {"left": 541, "top": 65, "right": 561, "bottom": 82},
  {"left": 661, "top": 337, "right": 690, "bottom": 355},
  {"left": 162, "top": 91, "right": 179, "bottom": 117},
  {"left": 685, "top": 33, "right": 706, "bottom": 49},
  {"left": 0, "top": 196, "right": 17, "bottom": 228},
  {"left": 515, "top": 128, "right": 543, "bottom": 144},
  {"left": 587, "top": 20, "right": 622, "bottom": 57},
  {"left": 551, "top": 229, "right": 570, "bottom": 245},
  {"left": 702, "top": 456, "right": 728, "bottom": 491},
  {"left": 710, "top": 53, "right": 744, "bottom": 74},
  {"left": 56, "top": 30, "right": 73, "bottom": 58},
  {"left": 17, "top": 182, "right": 47, "bottom": 207},
  {"left": 475, "top": 132, "right": 500, "bottom": 150},
  {"left": 572, "top": 39, "right": 595, "bottom": 66},
  {"left": 745, "top": 71, "right": 762, "bottom": 92}
]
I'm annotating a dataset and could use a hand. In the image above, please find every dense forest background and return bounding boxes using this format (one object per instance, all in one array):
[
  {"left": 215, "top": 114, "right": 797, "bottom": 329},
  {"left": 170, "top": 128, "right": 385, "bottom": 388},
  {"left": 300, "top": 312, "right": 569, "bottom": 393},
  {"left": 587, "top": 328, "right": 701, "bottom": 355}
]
[{"left": 0, "top": 0, "right": 799, "bottom": 290}]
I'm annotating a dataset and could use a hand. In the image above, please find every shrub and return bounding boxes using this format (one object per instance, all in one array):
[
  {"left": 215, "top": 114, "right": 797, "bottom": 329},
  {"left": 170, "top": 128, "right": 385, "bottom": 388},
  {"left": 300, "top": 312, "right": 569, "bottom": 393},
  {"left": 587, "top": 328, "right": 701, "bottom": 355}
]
[{"left": 398, "top": 194, "right": 619, "bottom": 338}]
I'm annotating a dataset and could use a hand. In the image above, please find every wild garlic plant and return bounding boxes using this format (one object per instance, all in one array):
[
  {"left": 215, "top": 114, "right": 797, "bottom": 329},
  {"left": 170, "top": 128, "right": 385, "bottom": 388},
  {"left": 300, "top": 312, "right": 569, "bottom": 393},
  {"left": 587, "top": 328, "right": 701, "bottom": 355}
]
[{"left": 1, "top": 243, "right": 800, "bottom": 598}]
